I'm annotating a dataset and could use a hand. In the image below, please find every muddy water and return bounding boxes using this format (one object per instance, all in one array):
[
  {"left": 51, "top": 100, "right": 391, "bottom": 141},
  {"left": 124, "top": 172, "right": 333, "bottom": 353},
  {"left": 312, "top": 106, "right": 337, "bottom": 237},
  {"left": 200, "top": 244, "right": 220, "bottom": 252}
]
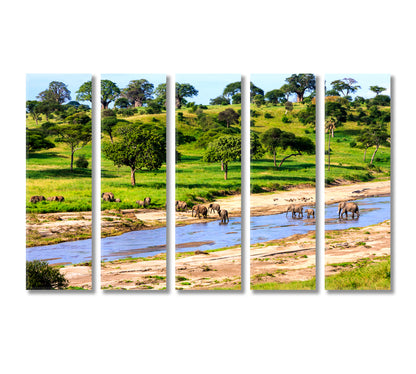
[{"left": 26, "top": 196, "right": 390, "bottom": 265}]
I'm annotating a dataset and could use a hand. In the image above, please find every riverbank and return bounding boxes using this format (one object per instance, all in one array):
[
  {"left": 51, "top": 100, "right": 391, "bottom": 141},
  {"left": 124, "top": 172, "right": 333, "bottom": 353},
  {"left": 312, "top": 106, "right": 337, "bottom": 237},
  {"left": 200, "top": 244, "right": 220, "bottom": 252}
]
[
  {"left": 26, "top": 180, "right": 390, "bottom": 247},
  {"left": 61, "top": 219, "right": 390, "bottom": 290}
]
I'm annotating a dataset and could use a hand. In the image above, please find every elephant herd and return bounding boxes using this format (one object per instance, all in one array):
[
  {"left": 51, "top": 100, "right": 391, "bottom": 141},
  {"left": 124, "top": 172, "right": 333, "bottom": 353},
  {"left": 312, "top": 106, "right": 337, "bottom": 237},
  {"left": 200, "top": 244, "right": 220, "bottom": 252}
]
[
  {"left": 285, "top": 201, "right": 360, "bottom": 220},
  {"left": 176, "top": 200, "right": 229, "bottom": 223},
  {"left": 30, "top": 195, "right": 64, "bottom": 203}
]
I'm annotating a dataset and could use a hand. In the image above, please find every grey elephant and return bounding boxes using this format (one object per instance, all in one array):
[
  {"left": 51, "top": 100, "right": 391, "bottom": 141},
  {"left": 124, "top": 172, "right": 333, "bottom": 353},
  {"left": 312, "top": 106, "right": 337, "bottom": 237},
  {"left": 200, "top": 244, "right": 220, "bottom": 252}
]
[
  {"left": 144, "top": 197, "right": 151, "bottom": 207},
  {"left": 30, "top": 195, "right": 46, "bottom": 203},
  {"left": 218, "top": 209, "right": 229, "bottom": 223},
  {"left": 208, "top": 203, "right": 221, "bottom": 214},
  {"left": 115, "top": 198, "right": 121, "bottom": 203},
  {"left": 286, "top": 204, "right": 303, "bottom": 218},
  {"left": 47, "top": 196, "right": 65, "bottom": 202},
  {"left": 176, "top": 200, "right": 187, "bottom": 211},
  {"left": 136, "top": 200, "right": 144, "bottom": 207},
  {"left": 305, "top": 208, "right": 315, "bottom": 218},
  {"left": 191, "top": 204, "right": 202, "bottom": 217},
  {"left": 102, "top": 192, "right": 115, "bottom": 202},
  {"left": 338, "top": 202, "right": 359, "bottom": 219},
  {"left": 196, "top": 206, "right": 208, "bottom": 219}
]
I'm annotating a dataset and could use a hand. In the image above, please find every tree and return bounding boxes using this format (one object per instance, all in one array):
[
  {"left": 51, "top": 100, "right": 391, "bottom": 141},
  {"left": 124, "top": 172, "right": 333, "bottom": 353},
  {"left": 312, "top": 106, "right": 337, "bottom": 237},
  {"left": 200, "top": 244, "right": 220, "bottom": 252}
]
[
  {"left": 222, "top": 81, "right": 264, "bottom": 103},
  {"left": 203, "top": 135, "right": 241, "bottom": 180},
  {"left": 121, "top": 79, "right": 154, "bottom": 107},
  {"left": 260, "top": 127, "right": 283, "bottom": 166},
  {"left": 209, "top": 95, "right": 230, "bottom": 105},
  {"left": 37, "top": 81, "right": 71, "bottom": 104},
  {"left": 26, "top": 100, "right": 42, "bottom": 125},
  {"left": 265, "top": 89, "right": 285, "bottom": 105},
  {"left": 285, "top": 74, "right": 315, "bottom": 102},
  {"left": 76, "top": 80, "right": 92, "bottom": 103},
  {"left": 26, "top": 128, "right": 55, "bottom": 154},
  {"left": 250, "top": 132, "right": 264, "bottom": 160},
  {"left": 218, "top": 108, "right": 239, "bottom": 128},
  {"left": 154, "top": 83, "right": 167, "bottom": 108},
  {"left": 54, "top": 113, "right": 92, "bottom": 171},
  {"left": 369, "top": 86, "right": 386, "bottom": 96},
  {"left": 102, "top": 124, "right": 165, "bottom": 186},
  {"left": 26, "top": 260, "right": 68, "bottom": 290},
  {"left": 297, "top": 104, "right": 316, "bottom": 127},
  {"left": 325, "top": 117, "right": 337, "bottom": 170},
  {"left": 101, "top": 80, "right": 120, "bottom": 109},
  {"left": 330, "top": 78, "right": 360, "bottom": 97},
  {"left": 114, "top": 97, "right": 130, "bottom": 108},
  {"left": 277, "top": 133, "right": 315, "bottom": 167},
  {"left": 250, "top": 82, "right": 264, "bottom": 102},
  {"left": 325, "top": 101, "right": 348, "bottom": 123},
  {"left": 176, "top": 83, "right": 198, "bottom": 108},
  {"left": 253, "top": 94, "right": 265, "bottom": 107},
  {"left": 280, "top": 84, "right": 292, "bottom": 102}
]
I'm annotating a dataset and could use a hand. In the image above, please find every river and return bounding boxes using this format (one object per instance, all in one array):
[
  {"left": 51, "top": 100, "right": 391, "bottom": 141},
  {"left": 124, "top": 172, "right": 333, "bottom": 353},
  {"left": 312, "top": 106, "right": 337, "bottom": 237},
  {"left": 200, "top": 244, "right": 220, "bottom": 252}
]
[{"left": 26, "top": 196, "right": 390, "bottom": 265}]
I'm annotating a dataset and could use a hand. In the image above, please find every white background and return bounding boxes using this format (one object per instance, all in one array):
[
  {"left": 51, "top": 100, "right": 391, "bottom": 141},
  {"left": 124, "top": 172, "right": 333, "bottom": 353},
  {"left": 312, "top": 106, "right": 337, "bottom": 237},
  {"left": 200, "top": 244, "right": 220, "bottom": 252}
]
[{"left": 1, "top": 1, "right": 415, "bottom": 373}]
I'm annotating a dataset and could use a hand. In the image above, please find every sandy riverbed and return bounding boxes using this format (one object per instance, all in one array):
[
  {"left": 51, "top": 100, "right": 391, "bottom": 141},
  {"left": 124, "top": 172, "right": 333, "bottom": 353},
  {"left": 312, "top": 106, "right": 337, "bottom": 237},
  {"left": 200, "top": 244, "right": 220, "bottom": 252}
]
[{"left": 58, "top": 180, "right": 390, "bottom": 289}]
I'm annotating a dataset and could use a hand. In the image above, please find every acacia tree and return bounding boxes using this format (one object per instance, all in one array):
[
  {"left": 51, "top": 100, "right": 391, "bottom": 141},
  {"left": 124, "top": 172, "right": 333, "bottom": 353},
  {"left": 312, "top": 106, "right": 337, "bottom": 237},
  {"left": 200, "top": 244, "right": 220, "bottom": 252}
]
[
  {"left": 176, "top": 83, "right": 198, "bottom": 108},
  {"left": 203, "top": 135, "right": 241, "bottom": 180},
  {"left": 330, "top": 78, "right": 360, "bottom": 97},
  {"left": 285, "top": 74, "right": 315, "bottom": 102},
  {"left": 54, "top": 113, "right": 92, "bottom": 171},
  {"left": 218, "top": 108, "right": 239, "bottom": 128},
  {"left": 102, "top": 124, "right": 165, "bottom": 186},
  {"left": 37, "top": 81, "right": 71, "bottom": 104},
  {"left": 26, "top": 100, "right": 42, "bottom": 125},
  {"left": 260, "top": 128, "right": 283, "bottom": 166},
  {"left": 121, "top": 79, "right": 154, "bottom": 107},
  {"left": 369, "top": 86, "right": 386, "bottom": 96},
  {"left": 277, "top": 133, "right": 315, "bottom": 167}
]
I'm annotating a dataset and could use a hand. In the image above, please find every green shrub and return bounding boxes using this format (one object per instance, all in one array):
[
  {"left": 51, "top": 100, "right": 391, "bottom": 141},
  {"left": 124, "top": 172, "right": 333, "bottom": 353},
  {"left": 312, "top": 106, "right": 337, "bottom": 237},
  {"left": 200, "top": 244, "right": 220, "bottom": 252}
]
[
  {"left": 349, "top": 140, "right": 357, "bottom": 148},
  {"left": 26, "top": 260, "right": 68, "bottom": 290},
  {"left": 264, "top": 112, "right": 273, "bottom": 119},
  {"left": 282, "top": 115, "right": 291, "bottom": 123},
  {"left": 75, "top": 154, "right": 89, "bottom": 168}
]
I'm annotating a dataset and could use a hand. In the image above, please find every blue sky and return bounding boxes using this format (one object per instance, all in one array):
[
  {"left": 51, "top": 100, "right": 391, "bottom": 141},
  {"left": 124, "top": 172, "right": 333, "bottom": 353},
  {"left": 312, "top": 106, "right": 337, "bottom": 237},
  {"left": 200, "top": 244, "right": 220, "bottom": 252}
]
[
  {"left": 325, "top": 74, "right": 390, "bottom": 99},
  {"left": 176, "top": 74, "right": 241, "bottom": 105},
  {"left": 26, "top": 74, "right": 92, "bottom": 103}
]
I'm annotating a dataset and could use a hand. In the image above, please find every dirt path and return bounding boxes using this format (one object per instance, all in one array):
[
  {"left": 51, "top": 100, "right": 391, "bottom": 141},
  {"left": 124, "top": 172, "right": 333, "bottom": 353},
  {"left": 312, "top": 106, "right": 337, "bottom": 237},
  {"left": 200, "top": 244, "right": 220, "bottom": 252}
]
[
  {"left": 63, "top": 219, "right": 390, "bottom": 290},
  {"left": 27, "top": 180, "right": 390, "bottom": 247}
]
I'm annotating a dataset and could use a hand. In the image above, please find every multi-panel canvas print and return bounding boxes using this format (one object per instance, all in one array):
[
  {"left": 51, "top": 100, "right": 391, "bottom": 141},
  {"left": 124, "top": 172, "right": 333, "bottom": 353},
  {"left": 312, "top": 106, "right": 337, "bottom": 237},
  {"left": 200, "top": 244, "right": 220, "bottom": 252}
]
[
  {"left": 26, "top": 74, "right": 92, "bottom": 290},
  {"left": 250, "top": 74, "right": 316, "bottom": 290},
  {"left": 175, "top": 74, "right": 242, "bottom": 290},
  {"left": 100, "top": 74, "right": 167, "bottom": 290},
  {"left": 324, "top": 74, "right": 391, "bottom": 290}
]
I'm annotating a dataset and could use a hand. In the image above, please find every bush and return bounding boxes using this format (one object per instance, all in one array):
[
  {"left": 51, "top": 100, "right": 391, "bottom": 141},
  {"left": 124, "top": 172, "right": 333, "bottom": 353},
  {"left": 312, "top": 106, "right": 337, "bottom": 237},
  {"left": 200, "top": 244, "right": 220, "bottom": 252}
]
[
  {"left": 350, "top": 140, "right": 357, "bottom": 148},
  {"left": 26, "top": 260, "right": 68, "bottom": 290},
  {"left": 75, "top": 154, "right": 89, "bottom": 168},
  {"left": 264, "top": 112, "right": 273, "bottom": 119},
  {"left": 282, "top": 115, "right": 291, "bottom": 123}
]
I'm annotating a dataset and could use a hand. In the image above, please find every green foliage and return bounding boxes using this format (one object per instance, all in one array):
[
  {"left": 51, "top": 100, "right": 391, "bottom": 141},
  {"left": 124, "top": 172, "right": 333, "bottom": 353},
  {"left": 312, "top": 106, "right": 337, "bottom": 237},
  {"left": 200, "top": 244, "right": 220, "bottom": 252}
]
[
  {"left": 218, "top": 108, "right": 239, "bottom": 128},
  {"left": 285, "top": 74, "right": 315, "bottom": 102},
  {"left": 209, "top": 95, "right": 230, "bottom": 105},
  {"left": 330, "top": 78, "right": 360, "bottom": 97},
  {"left": 102, "top": 123, "right": 165, "bottom": 186},
  {"left": 297, "top": 104, "right": 316, "bottom": 126},
  {"left": 176, "top": 83, "right": 198, "bottom": 109},
  {"left": 101, "top": 80, "right": 121, "bottom": 109},
  {"left": 265, "top": 89, "right": 285, "bottom": 105},
  {"left": 75, "top": 154, "right": 89, "bottom": 168},
  {"left": 26, "top": 128, "right": 55, "bottom": 154},
  {"left": 76, "top": 80, "right": 92, "bottom": 103},
  {"left": 37, "top": 81, "right": 71, "bottom": 104},
  {"left": 281, "top": 115, "right": 291, "bottom": 123},
  {"left": 264, "top": 112, "right": 273, "bottom": 119},
  {"left": 26, "top": 260, "right": 68, "bottom": 290},
  {"left": 121, "top": 79, "right": 154, "bottom": 107}
]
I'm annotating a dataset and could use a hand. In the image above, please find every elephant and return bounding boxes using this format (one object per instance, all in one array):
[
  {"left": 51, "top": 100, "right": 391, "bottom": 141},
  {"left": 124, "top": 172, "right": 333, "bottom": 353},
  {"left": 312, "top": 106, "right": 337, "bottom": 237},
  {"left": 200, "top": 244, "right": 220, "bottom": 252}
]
[
  {"left": 136, "top": 200, "right": 144, "bottom": 207},
  {"left": 115, "top": 198, "right": 121, "bottom": 203},
  {"left": 102, "top": 192, "right": 115, "bottom": 202},
  {"left": 208, "top": 203, "right": 221, "bottom": 214},
  {"left": 144, "top": 197, "right": 151, "bottom": 207},
  {"left": 47, "top": 196, "right": 65, "bottom": 202},
  {"left": 286, "top": 204, "right": 303, "bottom": 218},
  {"left": 196, "top": 206, "right": 208, "bottom": 219},
  {"left": 176, "top": 200, "right": 187, "bottom": 211},
  {"left": 30, "top": 195, "right": 45, "bottom": 203},
  {"left": 218, "top": 209, "right": 229, "bottom": 223},
  {"left": 305, "top": 208, "right": 315, "bottom": 218},
  {"left": 338, "top": 202, "right": 360, "bottom": 219},
  {"left": 192, "top": 204, "right": 202, "bottom": 217}
]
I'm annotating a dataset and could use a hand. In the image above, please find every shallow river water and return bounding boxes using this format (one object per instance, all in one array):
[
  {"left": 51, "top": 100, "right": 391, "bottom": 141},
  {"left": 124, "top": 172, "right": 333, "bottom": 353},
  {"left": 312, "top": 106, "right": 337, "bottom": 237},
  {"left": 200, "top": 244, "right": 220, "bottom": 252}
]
[{"left": 26, "top": 196, "right": 390, "bottom": 265}]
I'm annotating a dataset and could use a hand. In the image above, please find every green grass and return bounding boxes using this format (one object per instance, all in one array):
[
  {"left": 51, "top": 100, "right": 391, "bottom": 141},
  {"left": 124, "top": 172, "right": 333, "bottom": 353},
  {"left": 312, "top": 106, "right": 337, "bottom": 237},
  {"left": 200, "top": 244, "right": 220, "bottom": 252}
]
[
  {"left": 251, "top": 277, "right": 316, "bottom": 290},
  {"left": 326, "top": 256, "right": 390, "bottom": 290}
]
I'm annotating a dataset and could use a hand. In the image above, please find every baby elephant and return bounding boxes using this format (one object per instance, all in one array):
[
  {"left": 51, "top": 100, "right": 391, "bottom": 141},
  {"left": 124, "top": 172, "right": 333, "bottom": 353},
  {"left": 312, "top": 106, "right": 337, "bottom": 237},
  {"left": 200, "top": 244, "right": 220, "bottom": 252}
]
[
  {"left": 136, "top": 200, "right": 144, "bottom": 207},
  {"left": 115, "top": 198, "right": 122, "bottom": 203},
  {"left": 191, "top": 204, "right": 202, "bottom": 217},
  {"left": 30, "top": 195, "right": 45, "bottom": 203},
  {"left": 144, "top": 197, "right": 151, "bottom": 207},
  {"left": 208, "top": 203, "right": 221, "bottom": 214},
  {"left": 218, "top": 209, "right": 229, "bottom": 223},
  {"left": 305, "top": 209, "right": 315, "bottom": 218}
]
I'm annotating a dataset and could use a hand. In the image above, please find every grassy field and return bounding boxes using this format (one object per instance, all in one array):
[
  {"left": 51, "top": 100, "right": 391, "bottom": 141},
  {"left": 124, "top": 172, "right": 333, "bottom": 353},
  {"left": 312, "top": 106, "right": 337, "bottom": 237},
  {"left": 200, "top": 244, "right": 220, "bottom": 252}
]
[{"left": 27, "top": 99, "right": 390, "bottom": 213}]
